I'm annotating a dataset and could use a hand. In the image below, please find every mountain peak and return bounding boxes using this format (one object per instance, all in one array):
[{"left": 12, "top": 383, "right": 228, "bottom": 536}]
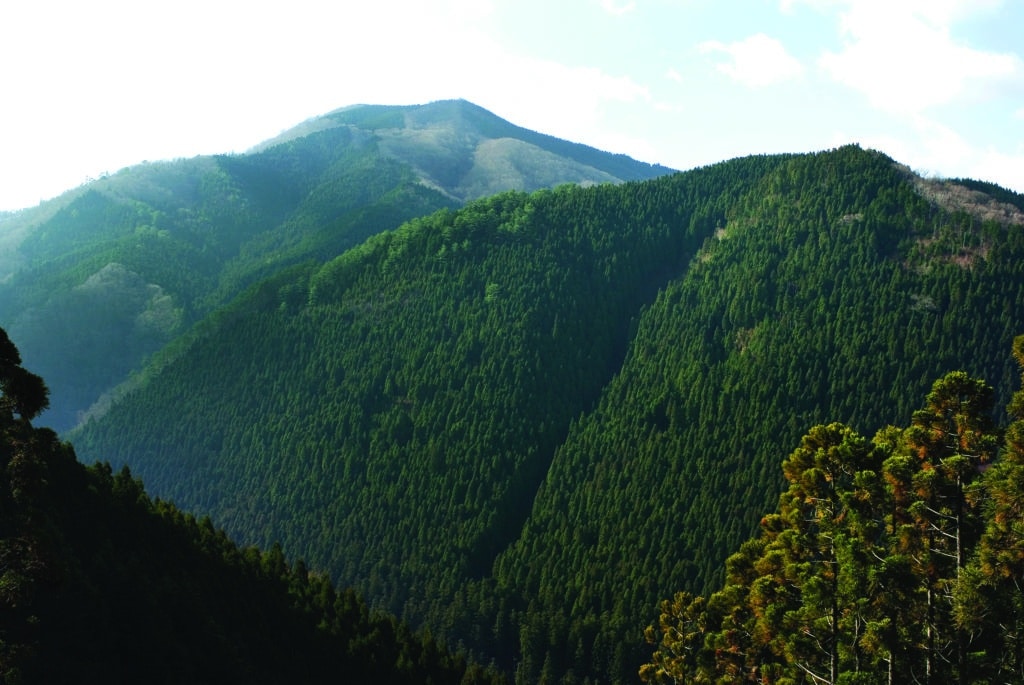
[
  {"left": 0, "top": 100, "right": 675, "bottom": 432},
  {"left": 260, "top": 100, "right": 674, "bottom": 201}
]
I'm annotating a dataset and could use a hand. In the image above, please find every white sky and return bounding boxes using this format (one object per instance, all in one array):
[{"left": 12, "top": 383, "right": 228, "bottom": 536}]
[{"left": 1, "top": 0, "right": 1022, "bottom": 211}]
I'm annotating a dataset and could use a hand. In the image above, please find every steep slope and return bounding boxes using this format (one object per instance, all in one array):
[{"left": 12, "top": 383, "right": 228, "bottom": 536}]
[
  {"left": 73, "top": 154, "right": 774, "bottom": 604},
  {"left": 0, "top": 100, "right": 670, "bottom": 432},
  {"left": 477, "top": 150, "right": 1024, "bottom": 682},
  {"left": 71, "top": 146, "right": 1024, "bottom": 684},
  {"left": 0, "top": 328, "right": 504, "bottom": 684}
]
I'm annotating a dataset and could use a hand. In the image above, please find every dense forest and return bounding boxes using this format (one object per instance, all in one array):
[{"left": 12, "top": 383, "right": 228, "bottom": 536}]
[
  {"left": 0, "top": 100, "right": 667, "bottom": 431},
  {"left": 641, "top": 340, "right": 1024, "bottom": 683},
  {"left": 68, "top": 144, "right": 1024, "bottom": 683},
  {"left": 0, "top": 328, "right": 504, "bottom": 684}
]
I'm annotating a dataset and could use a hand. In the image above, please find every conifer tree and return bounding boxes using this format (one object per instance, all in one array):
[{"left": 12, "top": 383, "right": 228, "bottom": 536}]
[
  {"left": 642, "top": 369, "right": 1010, "bottom": 684},
  {"left": 901, "top": 372, "right": 997, "bottom": 683},
  {"left": 957, "top": 335, "right": 1024, "bottom": 680}
]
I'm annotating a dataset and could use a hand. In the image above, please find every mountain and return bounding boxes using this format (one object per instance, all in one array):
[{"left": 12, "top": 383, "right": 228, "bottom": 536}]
[
  {"left": 0, "top": 99, "right": 671, "bottom": 432},
  {"left": 70, "top": 145, "right": 1024, "bottom": 683},
  {"left": 255, "top": 99, "right": 674, "bottom": 201},
  {"left": 0, "top": 328, "right": 505, "bottom": 684}
]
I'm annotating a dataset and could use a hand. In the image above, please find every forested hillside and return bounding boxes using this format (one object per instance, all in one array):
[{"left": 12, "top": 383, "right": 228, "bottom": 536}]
[
  {"left": 71, "top": 145, "right": 1024, "bottom": 684},
  {"left": 642, "top": 342, "right": 1024, "bottom": 683},
  {"left": 0, "top": 328, "right": 504, "bottom": 684},
  {"left": 0, "top": 99, "right": 668, "bottom": 431}
]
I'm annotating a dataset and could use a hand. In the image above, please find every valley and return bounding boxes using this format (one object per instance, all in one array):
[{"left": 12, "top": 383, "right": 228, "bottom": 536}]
[{"left": 2, "top": 102, "right": 1024, "bottom": 683}]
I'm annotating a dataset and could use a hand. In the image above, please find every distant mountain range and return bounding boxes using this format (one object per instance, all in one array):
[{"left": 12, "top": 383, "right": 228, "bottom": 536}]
[
  {"left": 0, "top": 99, "right": 671, "bottom": 431},
  {"left": 4, "top": 100, "right": 1024, "bottom": 684}
]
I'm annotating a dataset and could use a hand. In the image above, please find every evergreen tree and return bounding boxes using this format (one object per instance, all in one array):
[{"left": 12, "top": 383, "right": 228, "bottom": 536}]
[
  {"left": 642, "top": 361, "right": 1016, "bottom": 684},
  {"left": 0, "top": 327, "right": 506, "bottom": 684},
  {"left": 956, "top": 335, "right": 1024, "bottom": 680},
  {"left": 900, "top": 372, "right": 997, "bottom": 683}
]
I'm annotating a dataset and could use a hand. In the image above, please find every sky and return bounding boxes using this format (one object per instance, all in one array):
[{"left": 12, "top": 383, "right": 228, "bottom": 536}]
[{"left": 1, "top": 0, "right": 1022, "bottom": 212}]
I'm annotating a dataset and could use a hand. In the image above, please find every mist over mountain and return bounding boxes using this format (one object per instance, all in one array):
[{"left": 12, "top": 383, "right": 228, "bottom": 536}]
[{"left": 0, "top": 99, "right": 670, "bottom": 432}]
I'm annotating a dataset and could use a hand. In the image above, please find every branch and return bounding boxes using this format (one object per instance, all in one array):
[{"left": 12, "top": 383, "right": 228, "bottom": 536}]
[{"left": 794, "top": 660, "right": 832, "bottom": 684}]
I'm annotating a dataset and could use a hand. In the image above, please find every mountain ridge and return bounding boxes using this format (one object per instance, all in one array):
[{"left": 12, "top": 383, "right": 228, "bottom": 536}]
[
  {"left": 257, "top": 98, "right": 673, "bottom": 201},
  {"left": 5, "top": 99, "right": 1024, "bottom": 684},
  {"left": 69, "top": 143, "right": 1024, "bottom": 683},
  {"left": 0, "top": 99, "right": 671, "bottom": 431}
]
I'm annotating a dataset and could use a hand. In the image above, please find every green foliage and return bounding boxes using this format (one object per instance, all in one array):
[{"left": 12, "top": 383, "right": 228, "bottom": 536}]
[
  {"left": 0, "top": 329, "right": 504, "bottom": 684},
  {"left": 641, "top": 345, "right": 1024, "bottom": 683},
  {"left": 474, "top": 146, "right": 1024, "bottom": 683},
  {"left": 3, "top": 100, "right": 665, "bottom": 433},
  {"left": 947, "top": 176, "right": 1024, "bottom": 212},
  {"left": 0, "top": 139, "right": 458, "bottom": 432},
  {"left": 68, "top": 145, "right": 1024, "bottom": 684}
]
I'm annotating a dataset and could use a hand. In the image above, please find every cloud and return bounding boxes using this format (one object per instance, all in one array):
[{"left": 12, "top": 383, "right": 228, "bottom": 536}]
[
  {"left": 0, "top": 0, "right": 660, "bottom": 209},
  {"left": 782, "top": 0, "right": 1003, "bottom": 22},
  {"left": 789, "top": 0, "right": 1024, "bottom": 193},
  {"left": 698, "top": 34, "right": 805, "bottom": 87},
  {"left": 601, "top": 0, "right": 636, "bottom": 16},
  {"left": 969, "top": 147, "right": 1024, "bottom": 195},
  {"left": 909, "top": 115, "right": 1024, "bottom": 192},
  {"left": 838, "top": 113, "right": 1024, "bottom": 194},
  {"left": 817, "top": 0, "right": 1024, "bottom": 114},
  {"left": 474, "top": 56, "right": 653, "bottom": 145}
]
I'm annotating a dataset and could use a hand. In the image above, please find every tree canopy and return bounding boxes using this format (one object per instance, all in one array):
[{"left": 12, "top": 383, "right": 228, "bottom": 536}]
[
  {"left": 0, "top": 328, "right": 505, "bottom": 684},
  {"left": 641, "top": 337, "right": 1024, "bottom": 683},
  {"left": 69, "top": 145, "right": 1024, "bottom": 684}
]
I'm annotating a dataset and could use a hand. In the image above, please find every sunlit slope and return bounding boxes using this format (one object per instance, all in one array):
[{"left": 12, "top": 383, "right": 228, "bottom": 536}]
[
  {"left": 0, "top": 99, "right": 670, "bottom": 431},
  {"left": 73, "top": 145, "right": 1024, "bottom": 684}
]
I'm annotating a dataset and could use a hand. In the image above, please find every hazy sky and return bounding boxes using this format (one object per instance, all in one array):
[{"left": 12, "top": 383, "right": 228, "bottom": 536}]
[{"left": 1, "top": 0, "right": 1022, "bottom": 211}]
